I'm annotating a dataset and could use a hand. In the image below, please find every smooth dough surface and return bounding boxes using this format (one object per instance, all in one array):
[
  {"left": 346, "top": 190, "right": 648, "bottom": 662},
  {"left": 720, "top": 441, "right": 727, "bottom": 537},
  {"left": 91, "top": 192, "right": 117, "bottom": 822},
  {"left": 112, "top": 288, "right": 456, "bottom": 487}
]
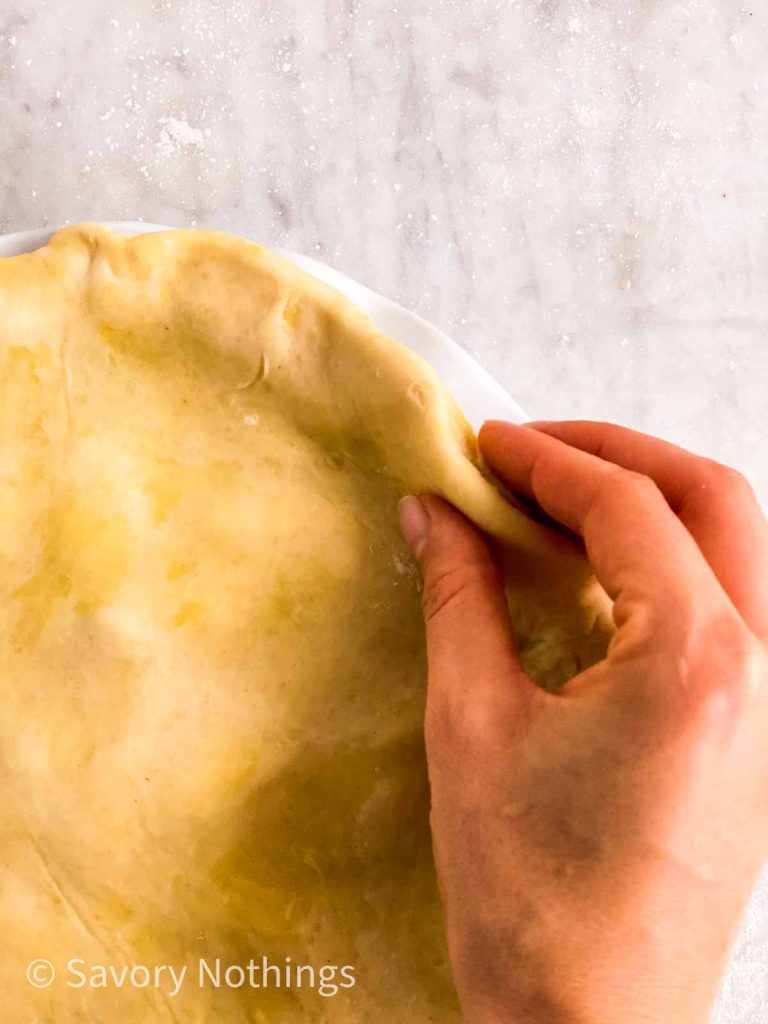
[{"left": 0, "top": 225, "right": 613, "bottom": 1022}]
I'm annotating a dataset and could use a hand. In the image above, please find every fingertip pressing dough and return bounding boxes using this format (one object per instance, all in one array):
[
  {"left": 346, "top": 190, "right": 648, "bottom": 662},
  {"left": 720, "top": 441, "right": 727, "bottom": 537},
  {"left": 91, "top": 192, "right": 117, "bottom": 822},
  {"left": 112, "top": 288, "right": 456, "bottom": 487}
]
[{"left": 0, "top": 225, "right": 613, "bottom": 1021}]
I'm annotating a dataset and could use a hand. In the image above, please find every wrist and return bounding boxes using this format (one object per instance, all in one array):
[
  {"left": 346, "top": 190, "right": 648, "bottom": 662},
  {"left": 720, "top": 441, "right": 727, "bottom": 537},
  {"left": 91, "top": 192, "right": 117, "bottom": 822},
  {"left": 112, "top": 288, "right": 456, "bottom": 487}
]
[{"left": 450, "top": 915, "right": 721, "bottom": 1024}]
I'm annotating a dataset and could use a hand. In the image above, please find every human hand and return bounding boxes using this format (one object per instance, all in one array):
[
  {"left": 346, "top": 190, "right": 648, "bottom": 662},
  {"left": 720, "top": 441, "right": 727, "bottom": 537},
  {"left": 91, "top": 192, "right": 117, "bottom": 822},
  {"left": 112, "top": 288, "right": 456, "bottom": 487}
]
[{"left": 398, "top": 420, "right": 768, "bottom": 1024}]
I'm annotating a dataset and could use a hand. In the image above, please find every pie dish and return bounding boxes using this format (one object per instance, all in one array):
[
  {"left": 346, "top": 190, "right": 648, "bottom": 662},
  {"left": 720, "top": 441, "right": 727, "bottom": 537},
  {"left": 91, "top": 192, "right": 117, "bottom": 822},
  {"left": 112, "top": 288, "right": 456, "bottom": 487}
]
[{"left": 0, "top": 224, "right": 612, "bottom": 1021}]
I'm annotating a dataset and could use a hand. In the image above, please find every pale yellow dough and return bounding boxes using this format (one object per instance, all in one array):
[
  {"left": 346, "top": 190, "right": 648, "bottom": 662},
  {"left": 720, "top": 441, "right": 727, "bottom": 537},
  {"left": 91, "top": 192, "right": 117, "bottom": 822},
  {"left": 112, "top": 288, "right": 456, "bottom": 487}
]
[{"left": 0, "top": 225, "right": 613, "bottom": 1022}]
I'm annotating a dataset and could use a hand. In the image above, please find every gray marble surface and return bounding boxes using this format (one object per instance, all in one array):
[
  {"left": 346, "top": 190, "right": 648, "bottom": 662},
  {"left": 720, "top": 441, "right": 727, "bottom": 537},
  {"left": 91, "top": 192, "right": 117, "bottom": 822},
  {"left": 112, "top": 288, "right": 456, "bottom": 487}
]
[{"left": 1, "top": 1, "right": 767, "bottom": 1020}]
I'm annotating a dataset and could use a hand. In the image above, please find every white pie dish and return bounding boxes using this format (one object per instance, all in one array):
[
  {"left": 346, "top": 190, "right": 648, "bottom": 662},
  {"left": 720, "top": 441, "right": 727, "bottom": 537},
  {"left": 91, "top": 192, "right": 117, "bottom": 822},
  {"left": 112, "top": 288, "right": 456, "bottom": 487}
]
[{"left": 0, "top": 221, "right": 527, "bottom": 429}]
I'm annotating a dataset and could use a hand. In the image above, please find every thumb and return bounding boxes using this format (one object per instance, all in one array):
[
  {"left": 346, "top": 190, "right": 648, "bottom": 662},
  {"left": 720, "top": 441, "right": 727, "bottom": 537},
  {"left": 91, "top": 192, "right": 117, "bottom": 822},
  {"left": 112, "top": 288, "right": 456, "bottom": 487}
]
[{"left": 398, "top": 494, "right": 535, "bottom": 747}]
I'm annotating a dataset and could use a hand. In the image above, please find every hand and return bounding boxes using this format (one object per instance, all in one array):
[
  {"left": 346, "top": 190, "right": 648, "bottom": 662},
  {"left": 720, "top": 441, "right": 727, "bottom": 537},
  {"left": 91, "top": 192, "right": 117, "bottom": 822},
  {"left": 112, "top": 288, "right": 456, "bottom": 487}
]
[{"left": 398, "top": 420, "right": 768, "bottom": 1024}]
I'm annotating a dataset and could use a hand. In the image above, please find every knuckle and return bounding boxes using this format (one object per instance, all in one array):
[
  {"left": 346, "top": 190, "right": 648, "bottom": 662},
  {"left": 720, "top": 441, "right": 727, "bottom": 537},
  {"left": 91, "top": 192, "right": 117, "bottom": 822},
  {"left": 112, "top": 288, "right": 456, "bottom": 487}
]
[
  {"left": 695, "top": 459, "right": 753, "bottom": 500},
  {"left": 616, "top": 468, "right": 663, "bottom": 501},
  {"left": 703, "top": 619, "right": 764, "bottom": 690},
  {"left": 587, "top": 467, "right": 661, "bottom": 520},
  {"left": 667, "top": 615, "right": 765, "bottom": 722}
]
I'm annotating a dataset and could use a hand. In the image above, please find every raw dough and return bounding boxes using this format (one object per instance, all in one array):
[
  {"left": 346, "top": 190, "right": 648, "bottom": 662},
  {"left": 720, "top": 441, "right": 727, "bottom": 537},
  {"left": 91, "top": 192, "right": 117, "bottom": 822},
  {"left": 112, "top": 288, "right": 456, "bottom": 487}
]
[{"left": 0, "top": 225, "right": 612, "bottom": 1022}]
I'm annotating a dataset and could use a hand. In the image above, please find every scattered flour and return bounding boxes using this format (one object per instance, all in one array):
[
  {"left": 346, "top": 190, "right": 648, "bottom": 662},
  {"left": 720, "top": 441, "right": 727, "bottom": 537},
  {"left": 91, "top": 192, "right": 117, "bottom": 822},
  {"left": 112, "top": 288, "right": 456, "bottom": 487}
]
[
  {"left": 158, "top": 116, "right": 205, "bottom": 157},
  {"left": 392, "top": 552, "right": 420, "bottom": 582}
]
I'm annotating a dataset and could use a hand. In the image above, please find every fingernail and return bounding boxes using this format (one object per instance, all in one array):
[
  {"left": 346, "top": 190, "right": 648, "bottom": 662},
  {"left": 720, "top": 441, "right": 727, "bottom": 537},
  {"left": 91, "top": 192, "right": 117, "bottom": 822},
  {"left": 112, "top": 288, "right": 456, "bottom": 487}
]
[{"left": 398, "top": 495, "right": 429, "bottom": 555}]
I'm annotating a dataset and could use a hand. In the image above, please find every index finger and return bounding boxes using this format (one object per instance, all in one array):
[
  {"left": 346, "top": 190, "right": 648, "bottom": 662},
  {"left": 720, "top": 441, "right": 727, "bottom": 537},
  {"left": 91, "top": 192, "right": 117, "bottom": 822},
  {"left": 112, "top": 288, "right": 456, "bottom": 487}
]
[
  {"left": 525, "top": 420, "right": 768, "bottom": 640},
  {"left": 478, "top": 421, "right": 730, "bottom": 638}
]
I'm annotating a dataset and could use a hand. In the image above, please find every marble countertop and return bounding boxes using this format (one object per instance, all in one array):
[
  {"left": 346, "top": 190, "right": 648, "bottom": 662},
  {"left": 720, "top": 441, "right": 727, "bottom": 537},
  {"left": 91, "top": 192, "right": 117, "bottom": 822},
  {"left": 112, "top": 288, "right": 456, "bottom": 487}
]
[{"left": 1, "top": 1, "right": 766, "bottom": 1019}]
